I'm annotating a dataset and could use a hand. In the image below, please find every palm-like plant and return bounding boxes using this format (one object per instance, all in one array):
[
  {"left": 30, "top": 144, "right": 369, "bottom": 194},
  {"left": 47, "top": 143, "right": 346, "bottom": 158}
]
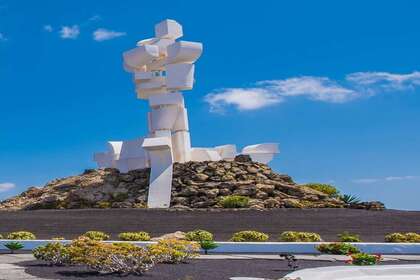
[{"left": 341, "top": 194, "right": 361, "bottom": 204}]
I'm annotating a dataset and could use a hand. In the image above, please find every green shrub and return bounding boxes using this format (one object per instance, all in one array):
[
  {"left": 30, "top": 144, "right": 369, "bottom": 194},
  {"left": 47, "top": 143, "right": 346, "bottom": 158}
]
[
  {"left": 82, "top": 231, "right": 110, "bottom": 241},
  {"left": 148, "top": 238, "right": 200, "bottom": 264},
  {"left": 279, "top": 231, "right": 322, "bottom": 242},
  {"left": 385, "top": 232, "right": 420, "bottom": 243},
  {"left": 199, "top": 240, "right": 218, "bottom": 255},
  {"left": 185, "top": 230, "right": 213, "bottom": 242},
  {"left": 96, "top": 201, "right": 111, "bottom": 209},
  {"left": 7, "top": 231, "right": 36, "bottom": 240},
  {"left": 4, "top": 242, "right": 24, "bottom": 253},
  {"left": 349, "top": 253, "right": 381, "bottom": 265},
  {"left": 304, "top": 183, "right": 339, "bottom": 197},
  {"left": 0, "top": 234, "right": 3, "bottom": 239},
  {"left": 118, "top": 232, "right": 151, "bottom": 241},
  {"left": 317, "top": 242, "right": 360, "bottom": 255},
  {"left": 338, "top": 231, "right": 361, "bottom": 242},
  {"left": 33, "top": 242, "right": 71, "bottom": 265},
  {"left": 230, "top": 231, "right": 269, "bottom": 242},
  {"left": 219, "top": 195, "right": 249, "bottom": 208}
]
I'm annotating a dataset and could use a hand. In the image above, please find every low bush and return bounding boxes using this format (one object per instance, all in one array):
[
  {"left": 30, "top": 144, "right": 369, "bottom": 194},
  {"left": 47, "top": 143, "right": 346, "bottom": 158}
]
[
  {"left": 4, "top": 242, "right": 24, "bottom": 253},
  {"left": 303, "top": 183, "right": 339, "bottom": 197},
  {"left": 0, "top": 234, "right": 3, "bottom": 239},
  {"left": 118, "top": 232, "right": 151, "bottom": 241},
  {"left": 348, "top": 253, "right": 381, "bottom": 266},
  {"left": 338, "top": 231, "right": 361, "bottom": 242},
  {"left": 230, "top": 231, "right": 269, "bottom": 242},
  {"left": 34, "top": 237, "right": 156, "bottom": 275},
  {"left": 219, "top": 195, "right": 249, "bottom": 208},
  {"left": 279, "top": 231, "right": 322, "bottom": 242},
  {"left": 185, "top": 229, "right": 213, "bottom": 242},
  {"left": 51, "top": 237, "right": 65, "bottom": 240},
  {"left": 82, "top": 231, "right": 110, "bottom": 241},
  {"left": 33, "top": 242, "right": 71, "bottom": 265},
  {"left": 148, "top": 238, "right": 199, "bottom": 264},
  {"left": 199, "top": 240, "right": 218, "bottom": 255},
  {"left": 7, "top": 231, "right": 36, "bottom": 240},
  {"left": 317, "top": 242, "right": 360, "bottom": 255},
  {"left": 385, "top": 232, "right": 420, "bottom": 243}
]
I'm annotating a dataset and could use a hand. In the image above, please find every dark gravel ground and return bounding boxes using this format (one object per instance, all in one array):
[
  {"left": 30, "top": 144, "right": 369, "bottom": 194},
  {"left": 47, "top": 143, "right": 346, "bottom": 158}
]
[
  {"left": 19, "top": 259, "right": 420, "bottom": 280},
  {"left": 1, "top": 208, "right": 420, "bottom": 241}
]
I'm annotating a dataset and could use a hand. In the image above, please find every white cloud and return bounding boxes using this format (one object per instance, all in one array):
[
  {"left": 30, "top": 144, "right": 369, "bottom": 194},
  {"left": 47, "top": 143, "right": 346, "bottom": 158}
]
[
  {"left": 205, "top": 76, "right": 357, "bottom": 112},
  {"left": 353, "top": 175, "right": 419, "bottom": 184},
  {"left": 352, "top": 178, "right": 380, "bottom": 184},
  {"left": 93, "top": 28, "right": 126, "bottom": 42},
  {"left": 205, "top": 71, "right": 420, "bottom": 112},
  {"left": 0, "top": 183, "right": 15, "bottom": 193},
  {"left": 59, "top": 25, "right": 80, "bottom": 39},
  {"left": 43, "top": 25, "right": 53, "bottom": 32},
  {"left": 205, "top": 87, "right": 283, "bottom": 112},
  {"left": 385, "top": 176, "right": 418, "bottom": 181},
  {"left": 0, "top": 32, "right": 7, "bottom": 41},
  {"left": 347, "top": 71, "right": 420, "bottom": 90}
]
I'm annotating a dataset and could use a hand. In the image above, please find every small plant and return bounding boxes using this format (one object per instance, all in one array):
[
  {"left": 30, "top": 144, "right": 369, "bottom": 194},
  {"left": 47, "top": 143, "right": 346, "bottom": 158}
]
[
  {"left": 279, "top": 231, "right": 322, "bottom": 242},
  {"left": 7, "top": 231, "right": 36, "bottom": 240},
  {"left": 33, "top": 242, "right": 70, "bottom": 265},
  {"left": 0, "top": 234, "right": 3, "bottom": 239},
  {"left": 4, "top": 242, "right": 24, "bottom": 253},
  {"left": 338, "top": 231, "right": 361, "bottom": 242},
  {"left": 347, "top": 253, "right": 381, "bottom": 266},
  {"left": 96, "top": 201, "right": 111, "bottom": 209},
  {"left": 148, "top": 239, "right": 199, "bottom": 264},
  {"left": 230, "top": 231, "right": 269, "bottom": 242},
  {"left": 82, "top": 231, "right": 110, "bottom": 241},
  {"left": 385, "top": 232, "right": 420, "bottom": 243},
  {"left": 317, "top": 242, "right": 360, "bottom": 255},
  {"left": 199, "top": 240, "right": 218, "bottom": 255},
  {"left": 340, "top": 194, "right": 361, "bottom": 204},
  {"left": 51, "top": 237, "right": 65, "bottom": 240},
  {"left": 185, "top": 229, "right": 213, "bottom": 242},
  {"left": 303, "top": 183, "right": 339, "bottom": 197},
  {"left": 118, "top": 232, "right": 151, "bottom": 241},
  {"left": 219, "top": 195, "right": 249, "bottom": 208}
]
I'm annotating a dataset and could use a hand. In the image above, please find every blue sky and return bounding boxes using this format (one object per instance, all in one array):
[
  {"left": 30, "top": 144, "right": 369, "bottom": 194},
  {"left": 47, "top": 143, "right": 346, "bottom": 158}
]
[{"left": 1, "top": 0, "right": 419, "bottom": 209}]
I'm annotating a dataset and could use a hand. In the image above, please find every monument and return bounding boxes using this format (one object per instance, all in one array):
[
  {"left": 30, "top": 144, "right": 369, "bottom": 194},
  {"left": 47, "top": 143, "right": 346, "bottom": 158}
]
[{"left": 94, "top": 19, "right": 279, "bottom": 208}]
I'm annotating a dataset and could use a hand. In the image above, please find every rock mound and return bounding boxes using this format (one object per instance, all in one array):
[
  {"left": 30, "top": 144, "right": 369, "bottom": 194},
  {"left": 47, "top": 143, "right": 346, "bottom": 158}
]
[{"left": 0, "top": 157, "right": 384, "bottom": 210}]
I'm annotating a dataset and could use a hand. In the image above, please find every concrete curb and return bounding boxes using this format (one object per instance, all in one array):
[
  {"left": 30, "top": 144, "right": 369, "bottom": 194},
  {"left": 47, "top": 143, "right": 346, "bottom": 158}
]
[{"left": 1, "top": 240, "right": 420, "bottom": 254}]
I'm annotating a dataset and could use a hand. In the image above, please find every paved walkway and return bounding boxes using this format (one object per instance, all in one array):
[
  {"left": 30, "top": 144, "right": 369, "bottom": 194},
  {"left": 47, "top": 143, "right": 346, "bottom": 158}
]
[{"left": 1, "top": 254, "right": 420, "bottom": 280}]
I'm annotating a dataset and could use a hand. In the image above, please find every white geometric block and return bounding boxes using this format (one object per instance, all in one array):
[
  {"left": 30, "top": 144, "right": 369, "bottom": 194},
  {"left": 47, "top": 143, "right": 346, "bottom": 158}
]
[
  {"left": 166, "top": 41, "right": 203, "bottom": 64},
  {"left": 155, "top": 19, "right": 183, "bottom": 40},
  {"left": 242, "top": 143, "right": 279, "bottom": 154},
  {"left": 142, "top": 137, "right": 173, "bottom": 208},
  {"left": 93, "top": 152, "right": 114, "bottom": 168},
  {"left": 107, "top": 141, "right": 123, "bottom": 160},
  {"left": 119, "top": 138, "right": 147, "bottom": 159},
  {"left": 134, "top": 71, "right": 154, "bottom": 81},
  {"left": 172, "top": 131, "right": 191, "bottom": 162},
  {"left": 191, "top": 148, "right": 222, "bottom": 162},
  {"left": 149, "top": 92, "right": 184, "bottom": 108},
  {"left": 123, "top": 45, "right": 159, "bottom": 69},
  {"left": 214, "top": 144, "right": 237, "bottom": 160},
  {"left": 166, "top": 63, "right": 195, "bottom": 91},
  {"left": 173, "top": 107, "right": 189, "bottom": 131},
  {"left": 241, "top": 143, "right": 280, "bottom": 164},
  {"left": 150, "top": 106, "right": 179, "bottom": 131}
]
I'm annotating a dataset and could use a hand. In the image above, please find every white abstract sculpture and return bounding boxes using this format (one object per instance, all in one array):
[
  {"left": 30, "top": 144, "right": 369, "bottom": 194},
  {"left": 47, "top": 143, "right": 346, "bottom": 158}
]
[{"left": 94, "top": 19, "right": 280, "bottom": 208}]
